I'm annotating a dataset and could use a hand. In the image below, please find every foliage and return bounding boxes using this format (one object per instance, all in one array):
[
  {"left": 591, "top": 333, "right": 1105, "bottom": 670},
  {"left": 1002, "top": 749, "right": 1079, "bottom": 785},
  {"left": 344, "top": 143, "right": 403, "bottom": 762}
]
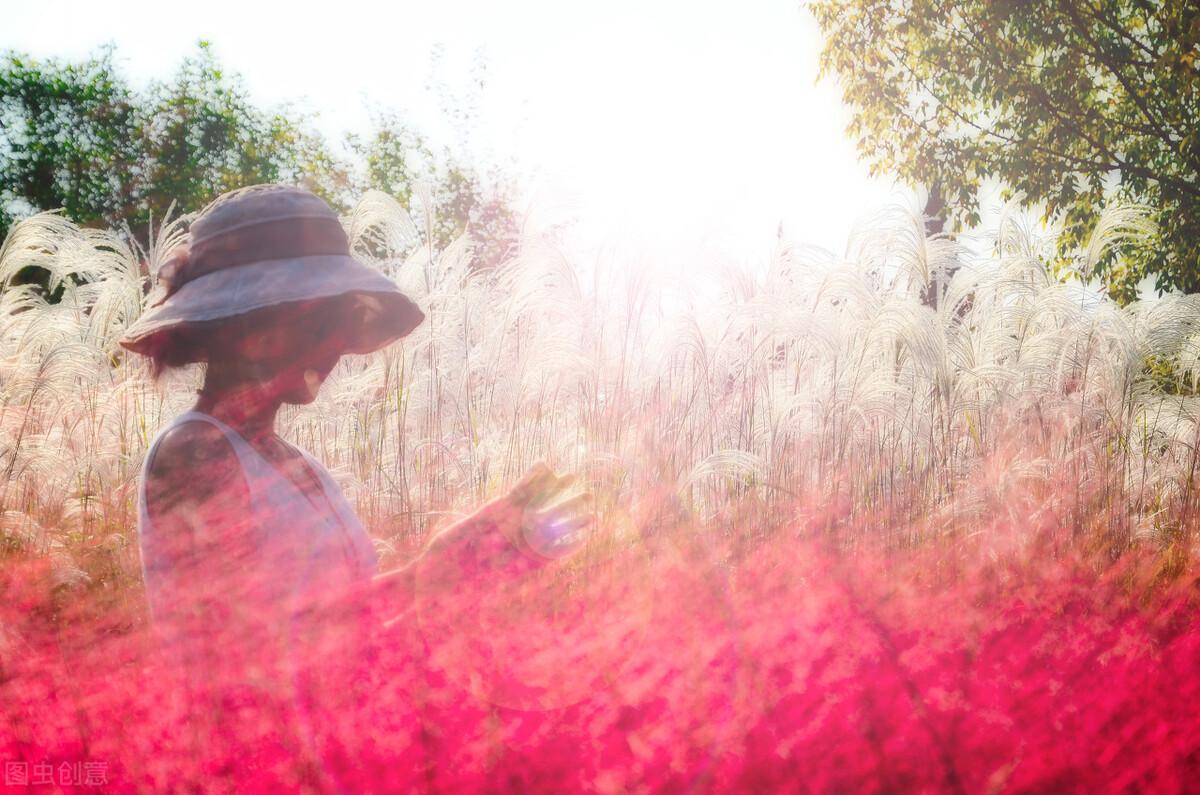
[
  {"left": 4, "top": 518, "right": 1200, "bottom": 792},
  {"left": 0, "top": 43, "right": 333, "bottom": 249},
  {"left": 0, "top": 42, "right": 520, "bottom": 292},
  {"left": 811, "top": 0, "right": 1200, "bottom": 302},
  {"left": 347, "top": 111, "right": 519, "bottom": 267},
  {"left": 136, "top": 42, "right": 341, "bottom": 228},
  {"left": 0, "top": 45, "right": 139, "bottom": 236},
  {"left": 1145, "top": 353, "right": 1200, "bottom": 396}
]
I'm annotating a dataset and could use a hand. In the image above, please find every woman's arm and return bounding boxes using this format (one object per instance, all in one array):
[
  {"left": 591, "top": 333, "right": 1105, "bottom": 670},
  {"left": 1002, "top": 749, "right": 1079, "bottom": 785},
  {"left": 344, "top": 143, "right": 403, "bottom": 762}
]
[
  {"left": 369, "top": 493, "right": 521, "bottom": 624},
  {"left": 369, "top": 463, "right": 594, "bottom": 625},
  {"left": 143, "top": 422, "right": 263, "bottom": 675}
]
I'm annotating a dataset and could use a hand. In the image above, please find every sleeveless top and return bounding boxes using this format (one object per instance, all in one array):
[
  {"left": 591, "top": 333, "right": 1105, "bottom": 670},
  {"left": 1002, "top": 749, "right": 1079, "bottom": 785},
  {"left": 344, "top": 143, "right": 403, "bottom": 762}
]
[
  {"left": 137, "top": 410, "right": 379, "bottom": 634},
  {"left": 137, "top": 410, "right": 383, "bottom": 775}
]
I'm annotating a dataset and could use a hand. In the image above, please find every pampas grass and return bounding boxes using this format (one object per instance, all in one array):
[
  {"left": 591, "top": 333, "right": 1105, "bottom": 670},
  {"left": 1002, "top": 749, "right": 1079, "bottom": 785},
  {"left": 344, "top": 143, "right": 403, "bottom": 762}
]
[{"left": 0, "top": 193, "right": 1196, "bottom": 585}]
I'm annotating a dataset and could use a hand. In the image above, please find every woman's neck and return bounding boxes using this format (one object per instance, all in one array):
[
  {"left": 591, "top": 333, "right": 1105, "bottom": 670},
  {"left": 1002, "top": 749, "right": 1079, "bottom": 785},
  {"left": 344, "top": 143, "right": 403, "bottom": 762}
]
[{"left": 192, "top": 380, "right": 282, "bottom": 443}]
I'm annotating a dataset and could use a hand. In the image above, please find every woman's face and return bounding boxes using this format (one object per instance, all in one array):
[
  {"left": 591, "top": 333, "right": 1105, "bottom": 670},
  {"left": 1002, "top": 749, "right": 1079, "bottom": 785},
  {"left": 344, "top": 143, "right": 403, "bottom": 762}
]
[{"left": 215, "top": 297, "right": 354, "bottom": 405}]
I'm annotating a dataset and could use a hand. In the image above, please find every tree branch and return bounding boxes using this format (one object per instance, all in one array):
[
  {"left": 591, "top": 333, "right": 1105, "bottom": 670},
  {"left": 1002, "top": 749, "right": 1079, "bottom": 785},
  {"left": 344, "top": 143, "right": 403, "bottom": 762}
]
[{"left": 1061, "top": 0, "right": 1188, "bottom": 159}]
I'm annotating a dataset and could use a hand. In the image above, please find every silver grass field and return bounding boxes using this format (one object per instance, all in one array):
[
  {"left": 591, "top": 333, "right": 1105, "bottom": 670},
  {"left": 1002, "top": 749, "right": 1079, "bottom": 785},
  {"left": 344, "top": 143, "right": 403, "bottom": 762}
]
[{"left": 0, "top": 192, "right": 1196, "bottom": 595}]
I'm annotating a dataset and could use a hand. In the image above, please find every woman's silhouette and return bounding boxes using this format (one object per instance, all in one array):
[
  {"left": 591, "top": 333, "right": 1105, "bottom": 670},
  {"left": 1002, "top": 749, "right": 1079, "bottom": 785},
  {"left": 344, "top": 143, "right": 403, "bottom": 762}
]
[{"left": 118, "top": 185, "right": 593, "bottom": 736}]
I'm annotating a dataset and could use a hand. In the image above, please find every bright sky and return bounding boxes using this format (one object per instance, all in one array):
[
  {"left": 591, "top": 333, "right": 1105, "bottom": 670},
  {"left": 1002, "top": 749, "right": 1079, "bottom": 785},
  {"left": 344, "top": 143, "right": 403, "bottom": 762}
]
[{"left": 4, "top": 0, "right": 898, "bottom": 287}]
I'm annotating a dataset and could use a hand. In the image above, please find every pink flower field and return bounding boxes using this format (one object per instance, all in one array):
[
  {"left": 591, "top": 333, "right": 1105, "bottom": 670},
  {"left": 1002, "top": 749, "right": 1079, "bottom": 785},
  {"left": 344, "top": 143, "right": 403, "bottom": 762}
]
[{"left": 4, "top": 513, "right": 1199, "bottom": 794}]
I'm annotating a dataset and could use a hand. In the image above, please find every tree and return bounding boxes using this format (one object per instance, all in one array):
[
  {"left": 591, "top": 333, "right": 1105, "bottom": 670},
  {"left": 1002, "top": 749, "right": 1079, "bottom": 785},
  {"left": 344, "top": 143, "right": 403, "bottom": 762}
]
[
  {"left": 0, "top": 42, "right": 519, "bottom": 292},
  {"left": 0, "top": 42, "right": 339, "bottom": 252},
  {"left": 347, "top": 107, "right": 519, "bottom": 268},
  {"left": 0, "top": 45, "right": 141, "bottom": 246},
  {"left": 136, "top": 42, "right": 346, "bottom": 230},
  {"left": 811, "top": 0, "right": 1200, "bottom": 302}
]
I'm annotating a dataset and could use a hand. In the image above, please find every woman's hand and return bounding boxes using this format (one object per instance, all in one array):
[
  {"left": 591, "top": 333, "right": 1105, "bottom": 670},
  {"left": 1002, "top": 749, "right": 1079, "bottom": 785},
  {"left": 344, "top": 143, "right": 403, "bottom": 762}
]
[
  {"left": 373, "top": 463, "right": 593, "bottom": 625},
  {"left": 424, "top": 464, "right": 591, "bottom": 577},
  {"left": 495, "top": 462, "right": 595, "bottom": 560},
  {"left": 436, "top": 463, "right": 593, "bottom": 567},
  {"left": 516, "top": 473, "right": 595, "bottom": 559}
]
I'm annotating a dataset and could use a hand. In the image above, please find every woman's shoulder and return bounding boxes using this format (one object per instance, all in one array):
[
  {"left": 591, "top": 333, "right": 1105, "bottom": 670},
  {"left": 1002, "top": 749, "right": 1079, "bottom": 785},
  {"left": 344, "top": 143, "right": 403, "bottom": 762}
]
[
  {"left": 144, "top": 419, "right": 249, "bottom": 517},
  {"left": 147, "top": 419, "right": 238, "bottom": 477}
]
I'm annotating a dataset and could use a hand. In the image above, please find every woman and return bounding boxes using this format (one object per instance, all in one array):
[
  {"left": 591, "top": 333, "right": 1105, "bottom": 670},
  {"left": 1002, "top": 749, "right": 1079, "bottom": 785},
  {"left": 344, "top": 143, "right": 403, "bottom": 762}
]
[{"left": 118, "top": 184, "right": 592, "bottom": 704}]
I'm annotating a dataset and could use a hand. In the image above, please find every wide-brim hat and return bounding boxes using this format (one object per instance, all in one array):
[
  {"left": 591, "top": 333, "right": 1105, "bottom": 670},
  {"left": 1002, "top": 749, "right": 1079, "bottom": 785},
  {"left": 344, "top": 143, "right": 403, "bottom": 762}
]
[{"left": 118, "top": 184, "right": 425, "bottom": 359}]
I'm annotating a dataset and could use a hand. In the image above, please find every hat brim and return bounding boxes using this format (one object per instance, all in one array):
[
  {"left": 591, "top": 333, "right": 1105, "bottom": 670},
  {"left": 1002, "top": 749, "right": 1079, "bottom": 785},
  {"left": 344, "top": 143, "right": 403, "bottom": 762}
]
[{"left": 118, "top": 254, "right": 425, "bottom": 358}]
